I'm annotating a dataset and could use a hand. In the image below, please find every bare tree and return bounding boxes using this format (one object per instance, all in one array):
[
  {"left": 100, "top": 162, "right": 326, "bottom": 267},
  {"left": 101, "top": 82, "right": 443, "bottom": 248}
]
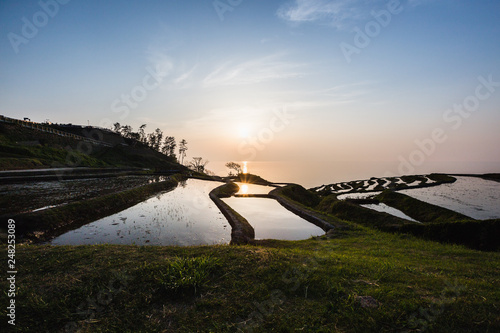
[
  {"left": 225, "top": 162, "right": 242, "bottom": 176},
  {"left": 189, "top": 157, "right": 209, "bottom": 173}
]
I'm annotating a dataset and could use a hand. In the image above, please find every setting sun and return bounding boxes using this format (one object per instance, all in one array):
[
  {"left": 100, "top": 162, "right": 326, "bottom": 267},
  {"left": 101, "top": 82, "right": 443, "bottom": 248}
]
[{"left": 237, "top": 124, "right": 251, "bottom": 138}]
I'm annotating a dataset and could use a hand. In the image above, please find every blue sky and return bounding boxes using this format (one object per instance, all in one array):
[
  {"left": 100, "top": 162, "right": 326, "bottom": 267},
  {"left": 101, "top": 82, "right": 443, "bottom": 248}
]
[{"left": 1, "top": 0, "right": 499, "bottom": 180}]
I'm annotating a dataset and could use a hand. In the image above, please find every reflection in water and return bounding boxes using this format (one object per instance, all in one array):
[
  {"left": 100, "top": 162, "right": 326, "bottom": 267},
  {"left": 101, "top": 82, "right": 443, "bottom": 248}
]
[
  {"left": 51, "top": 179, "right": 230, "bottom": 246},
  {"left": 361, "top": 203, "right": 420, "bottom": 223},
  {"left": 240, "top": 184, "right": 248, "bottom": 195},
  {"left": 400, "top": 176, "right": 500, "bottom": 220},
  {"left": 243, "top": 161, "right": 248, "bottom": 174},
  {"left": 235, "top": 183, "right": 275, "bottom": 195},
  {"left": 223, "top": 197, "right": 324, "bottom": 240}
]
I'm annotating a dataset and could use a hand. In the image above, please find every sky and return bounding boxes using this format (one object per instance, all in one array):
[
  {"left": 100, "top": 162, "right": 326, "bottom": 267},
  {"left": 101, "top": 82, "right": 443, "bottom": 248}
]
[{"left": 1, "top": 0, "right": 499, "bottom": 185}]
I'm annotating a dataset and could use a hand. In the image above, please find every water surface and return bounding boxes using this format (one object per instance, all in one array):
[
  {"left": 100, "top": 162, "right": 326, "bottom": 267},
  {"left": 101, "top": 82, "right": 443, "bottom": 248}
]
[
  {"left": 361, "top": 203, "right": 420, "bottom": 223},
  {"left": 51, "top": 179, "right": 230, "bottom": 246},
  {"left": 400, "top": 176, "right": 500, "bottom": 220},
  {"left": 223, "top": 197, "right": 324, "bottom": 240},
  {"left": 235, "top": 182, "right": 276, "bottom": 195}
]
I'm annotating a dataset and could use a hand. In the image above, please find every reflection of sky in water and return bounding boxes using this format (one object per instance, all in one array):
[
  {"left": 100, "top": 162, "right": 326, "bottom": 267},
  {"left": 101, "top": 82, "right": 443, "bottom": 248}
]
[
  {"left": 223, "top": 197, "right": 324, "bottom": 240},
  {"left": 361, "top": 204, "right": 420, "bottom": 223},
  {"left": 400, "top": 177, "right": 500, "bottom": 220},
  {"left": 235, "top": 183, "right": 275, "bottom": 195},
  {"left": 337, "top": 192, "right": 382, "bottom": 200},
  {"left": 51, "top": 179, "right": 230, "bottom": 246}
]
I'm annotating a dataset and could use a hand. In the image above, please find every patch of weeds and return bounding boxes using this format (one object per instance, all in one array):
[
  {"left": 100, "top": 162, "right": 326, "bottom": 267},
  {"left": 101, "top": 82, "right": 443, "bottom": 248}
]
[{"left": 141, "top": 255, "right": 221, "bottom": 297}]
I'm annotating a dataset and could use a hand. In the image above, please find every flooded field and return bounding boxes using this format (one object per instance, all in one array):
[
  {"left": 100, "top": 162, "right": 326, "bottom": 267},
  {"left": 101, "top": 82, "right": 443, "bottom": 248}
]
[
  {"left": 360, "top": 203, "right": 419, "bottom": 222},
  {"left": 400, "top": 176, "right": 500, "bottom": 220},
  {"left": 337, "top": 192, "right": 382, "bottom": 200},
  {"left": 0, "top": 176, "right": 162, "bottom": 215},
  {"left": 234, "top": 182, "right": 276, "bottom": 195},
  {"left": 51, "top": 179, "right": 230, "bottom": 246},
  {"left": 223, "top": 197, "right": 324, "bottom": 240}
]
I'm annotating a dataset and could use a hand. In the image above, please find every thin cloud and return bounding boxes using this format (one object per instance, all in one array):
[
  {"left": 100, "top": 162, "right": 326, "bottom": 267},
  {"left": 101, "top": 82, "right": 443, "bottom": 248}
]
[
  {"left": 203, "top": 54, "right": 305, "bottom": 88},
  {"left": 277, "top": 0, "right": 346, "bottom": 23},
  {"left": 277, "top": 0, "right": 417, "bottom": 28},
  {"left": 173, "top": 65, "right": 197, "bottom": 85},
  {"left": 146, "top": 46, "right": 174, "bottom": 76}
]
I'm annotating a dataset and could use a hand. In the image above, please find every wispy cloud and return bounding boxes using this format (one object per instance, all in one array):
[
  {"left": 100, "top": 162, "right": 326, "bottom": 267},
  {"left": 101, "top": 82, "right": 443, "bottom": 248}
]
[
  {"left": 146, "top": 46, "right": 174, "bottom": 76},
  {"left": 173, "top": 65, "right": 197, "bottom": 85},
  {"left": 277, "top": 0, "right": 347, "bottom": 23},
  {"left": 146, "top": 45, "right": 201, "bottom": 90},
  {"left": 277, "top": 0, "right": 417, "bottom": 28},
  {"left": 203, "top": 54, "right": 305, "bottom": 88}
]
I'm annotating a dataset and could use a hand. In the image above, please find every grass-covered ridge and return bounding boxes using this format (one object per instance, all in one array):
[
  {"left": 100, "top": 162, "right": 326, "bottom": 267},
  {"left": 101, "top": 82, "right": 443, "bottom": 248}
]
[
  {"left": 2, "top": 228, "right": 499, "bottom": 332},
  {"left": 0, "top": 122, "right": 182, "bottom": 170}
]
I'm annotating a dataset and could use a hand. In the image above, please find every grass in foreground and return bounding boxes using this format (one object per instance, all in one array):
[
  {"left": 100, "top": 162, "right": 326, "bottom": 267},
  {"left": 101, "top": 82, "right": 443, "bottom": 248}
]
[{"left": 2, "top": 226, "right": 499, "bottom": 332}]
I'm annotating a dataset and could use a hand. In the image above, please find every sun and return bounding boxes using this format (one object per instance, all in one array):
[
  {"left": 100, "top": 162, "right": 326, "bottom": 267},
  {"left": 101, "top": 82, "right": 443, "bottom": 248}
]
[{"left": 237, "top": 124, "right": 251, "bottom": 138}]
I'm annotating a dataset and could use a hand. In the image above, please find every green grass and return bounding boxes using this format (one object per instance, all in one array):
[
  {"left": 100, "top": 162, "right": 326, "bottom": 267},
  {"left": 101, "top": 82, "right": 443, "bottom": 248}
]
[
  {"left": 0, "top": 141, "right": 107, "bottom": 169},
  {"left": 140, "top": 255, "right": 221, "bottom": 296},
  {"left": 2, "top": 228, "right": 499, "bottom": 332}
]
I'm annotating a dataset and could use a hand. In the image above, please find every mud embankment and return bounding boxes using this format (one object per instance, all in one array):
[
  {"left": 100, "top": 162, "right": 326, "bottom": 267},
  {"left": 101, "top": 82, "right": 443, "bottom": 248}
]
[{"left": 209, "top": 182, "right": 255, "bottom": 244}]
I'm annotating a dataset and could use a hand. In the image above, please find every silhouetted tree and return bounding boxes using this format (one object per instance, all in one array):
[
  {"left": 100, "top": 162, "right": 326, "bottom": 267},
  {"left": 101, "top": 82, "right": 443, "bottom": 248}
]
[
  {"left": 138, "top": 124, "right": 147, "bottom": 143},
  {"left": 120, "top": 125, "right": 133, "bottom": 138},
  {"left": 162, "top": 136, "right": 176, "bottom": 158},
  {"left": 148, "top": 128, "right": 163, "bottom": 152},
  {"left": 189, "top": 157, "right": 208, "bottom": 173},
  {"left": 179, "top": 139, "right": 188, "bottom": 165},
  {"left": 225, "top": 162, "right": 242, "bottom": 176},
  {"left": 113, "top": 122, "right": 121, "bottom": 133}
]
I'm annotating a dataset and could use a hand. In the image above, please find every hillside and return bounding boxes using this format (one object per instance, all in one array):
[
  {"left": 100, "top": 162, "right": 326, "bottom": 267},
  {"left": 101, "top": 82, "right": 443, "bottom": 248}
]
[{"left": 0, "top": 121, "right": 184, "bottom": 171}]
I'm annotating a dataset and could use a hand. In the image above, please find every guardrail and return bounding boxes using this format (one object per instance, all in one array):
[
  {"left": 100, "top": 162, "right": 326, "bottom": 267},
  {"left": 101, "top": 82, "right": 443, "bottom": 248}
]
[{"left": 0, "top": 115, "right": 112, "bottom": 147}]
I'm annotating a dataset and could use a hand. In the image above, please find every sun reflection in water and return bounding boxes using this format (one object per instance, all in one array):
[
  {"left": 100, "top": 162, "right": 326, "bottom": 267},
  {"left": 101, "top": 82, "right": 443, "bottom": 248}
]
[
  {"left": 243, "top": 161, "right": 248, "bottom": 174},
  {"left": 240, "top": 184, "right": 248, "bottom": 194}
]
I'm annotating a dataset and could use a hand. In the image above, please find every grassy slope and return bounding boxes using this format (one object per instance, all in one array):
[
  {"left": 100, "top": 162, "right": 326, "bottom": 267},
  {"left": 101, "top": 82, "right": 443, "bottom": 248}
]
[
  {"left": 0, "top": 123, "right": 181, "bottom": 170},
  {"left": 2, "top": 229, "right": 499, "bottom": 332}
]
